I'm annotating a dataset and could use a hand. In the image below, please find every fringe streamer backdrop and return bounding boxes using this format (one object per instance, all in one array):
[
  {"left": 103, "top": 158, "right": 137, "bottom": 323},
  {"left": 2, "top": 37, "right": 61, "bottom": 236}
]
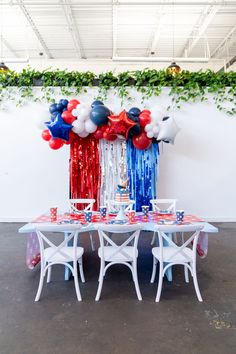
[
  {"left": 99, "top": 139, "right": 127, "bottom": 208},
  {"left": 70, "top": 135, "right": 100, "bottom": 210},
  {"left": 127, "top": 139, "right": 159, "bottom": 211}
]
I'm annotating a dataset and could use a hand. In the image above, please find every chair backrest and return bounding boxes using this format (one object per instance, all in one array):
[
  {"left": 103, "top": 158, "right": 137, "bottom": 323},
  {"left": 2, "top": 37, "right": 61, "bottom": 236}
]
[
  {"left": 32, "top": 223, "right": 82, "bottom": 266},
  {"left": 150, "top": 199, "right": 177, "bottom": 213},
  {"left": 95, "top": 223, "right": 142, "bottom": 262},
  {"left": 69, "top": 199, "right": 95, "bottom": 213},
  {"left": 106, "top": 200, "right": 135, "bottom": 213},
  {"left": 154, "top": 224, "right": 204, "bottom": 263}
]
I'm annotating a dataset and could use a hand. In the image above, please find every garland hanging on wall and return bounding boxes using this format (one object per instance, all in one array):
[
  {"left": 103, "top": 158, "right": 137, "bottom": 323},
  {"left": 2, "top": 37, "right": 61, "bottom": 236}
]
[
  {"left": 0, "top": 68, "right": 235, "bottom": 115},
  {"left": 41, "top": 98, "right": 180, "bottom": 150}
]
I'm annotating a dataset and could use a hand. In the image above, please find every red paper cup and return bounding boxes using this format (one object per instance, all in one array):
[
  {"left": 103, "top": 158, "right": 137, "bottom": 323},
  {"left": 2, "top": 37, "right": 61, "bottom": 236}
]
[
  {"left": 127, "top": 211, "right": 135, "bottom": 223},
  {"left": 50, "top": 207, "right": 57, "bottom": 222}
]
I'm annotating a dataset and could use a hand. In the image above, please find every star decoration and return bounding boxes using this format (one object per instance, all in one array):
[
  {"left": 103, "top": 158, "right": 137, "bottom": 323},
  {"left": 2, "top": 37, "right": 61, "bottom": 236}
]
[
  {"left": 45, "top": 113, "right": 73, "bottom": 141},
  {"left": 107, "top": 110, "right": 136, "bottom": 139}
]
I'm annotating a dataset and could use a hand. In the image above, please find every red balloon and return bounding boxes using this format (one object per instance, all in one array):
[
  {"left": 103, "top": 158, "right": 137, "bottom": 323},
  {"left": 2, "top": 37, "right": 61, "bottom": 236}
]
[
  {"left": 67, "top": 99, "right": 80, "bottom": 112},
  {"left": 49, "top": 138, "right": 64, "bottom": 150},
  {"left": 62, "top": 110, "right": 75, "bottom": 124},
  {"left": 132, "top": 131, "right": 152, "bottom": 150},
  {"left": 139, "top": 111, "right": 151, "bottom": 128},
  {"left": 93, "top": 128, "right": 104, "bottom": 140},
  {"left": 41, "top": 129, "right": 51, "bottom": 141},
  {"left": 103, "top": 132, "right": 117, "bottom": 141},
  {"left": 142, "top": 109, "right": 151, "bottom": 115}
]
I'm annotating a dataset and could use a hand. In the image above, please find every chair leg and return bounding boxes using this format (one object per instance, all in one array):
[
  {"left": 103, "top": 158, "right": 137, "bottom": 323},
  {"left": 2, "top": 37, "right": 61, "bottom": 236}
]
[
  {"left": 47, "top": 265, "right": 52, "bottom": 283},
  {"left": 155, "top": 262, "right": 163, "bottom": 302},
  {"left": 89, "top": 232, "right": 95, "bottom": 251},
  {"left": 184, "top": 265, "right": 189, "bottom": 283},
  {"left": 192, "top": 268, "right": 203, "bottom": 302},
  {"left": 151, "top": 232, "right": 156, "bottom": 245},
  {"left": 35, "top": 267, "right": 45, "bottom": 302},
  {"left": 73, "top": 261, "right": 82, "bottom": 301},
  {"left": 132, "top": 262, "right": 142, "bottom": 301},
  {"left": 78, "top": 258, "right": 85, "bottom": 283},
  {"left": 150, "top": 256, "right": 157, "bottom": 283},
  {"left": 95, "top": 261, "right": 105, "bottom": 301}
]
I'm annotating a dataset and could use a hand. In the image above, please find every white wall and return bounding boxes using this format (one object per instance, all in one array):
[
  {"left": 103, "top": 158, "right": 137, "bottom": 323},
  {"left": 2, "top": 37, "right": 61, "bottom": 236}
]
[{"left": 0, "top": 87, "right": 236, "bottom": 222}]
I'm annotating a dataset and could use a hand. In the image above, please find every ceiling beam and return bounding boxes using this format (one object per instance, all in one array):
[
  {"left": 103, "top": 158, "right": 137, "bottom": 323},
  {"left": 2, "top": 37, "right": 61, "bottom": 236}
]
[
  {"left": 16, "top": 0, "right": 53, "bottom": 59},
  {"left": 210, "top": 25, "right": 236, "bottom": 57},
  {"left": 181, "top": 3, "right": 220, "bottom": 57},
  {"left": 147, "top": 2, "right": 167, "bottom": 56},
  {"left": 1, "top": 36, "right": 19, "bottom": 58},
  {"left": 60, "top": 0, "right": 84, "bottom": 59},
  {"left": 218, "top": 55, "right": 236, "bottom": 71},
  {"left": 3, "top": 1, "right": 236, "bottom": 6}
]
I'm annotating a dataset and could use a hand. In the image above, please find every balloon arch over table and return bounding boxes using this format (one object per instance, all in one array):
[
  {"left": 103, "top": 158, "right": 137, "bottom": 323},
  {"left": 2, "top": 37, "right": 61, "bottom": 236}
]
[{"left": 41, "top": 98, "right": 180, "bottom": 211}]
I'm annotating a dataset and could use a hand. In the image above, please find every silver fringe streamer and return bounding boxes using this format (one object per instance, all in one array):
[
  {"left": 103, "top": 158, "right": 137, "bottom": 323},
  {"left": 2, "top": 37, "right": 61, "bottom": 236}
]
[{"left": 99, "top": 139, "right": 127, "bottom": 207}]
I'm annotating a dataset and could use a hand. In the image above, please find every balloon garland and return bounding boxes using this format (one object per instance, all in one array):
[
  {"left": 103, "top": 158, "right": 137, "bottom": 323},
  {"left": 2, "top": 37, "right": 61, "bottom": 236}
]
[
  {"left": 41, "top": 98, "right": 180, "bottom": 150},
  {"left": 40, "top": 98, "right": 180, "bottom": 210}
]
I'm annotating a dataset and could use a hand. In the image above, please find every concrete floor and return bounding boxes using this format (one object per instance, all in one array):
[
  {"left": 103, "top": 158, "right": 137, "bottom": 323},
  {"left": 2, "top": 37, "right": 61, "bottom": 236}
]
[{"left": 0, "top": 222, "right": 235, "bottom": 354}]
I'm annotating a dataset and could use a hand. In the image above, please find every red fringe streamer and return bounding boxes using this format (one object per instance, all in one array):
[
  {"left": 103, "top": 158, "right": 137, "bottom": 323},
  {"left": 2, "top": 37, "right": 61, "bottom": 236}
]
[{"left": 70, "top": 134, "right": 100, "bottom": 210}]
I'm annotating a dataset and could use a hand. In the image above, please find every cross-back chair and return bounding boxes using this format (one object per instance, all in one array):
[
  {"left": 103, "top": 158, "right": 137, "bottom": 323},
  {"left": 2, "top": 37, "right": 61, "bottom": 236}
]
[
  {"left": 32, "top": 223, "right": 85, "bottom": 302},
  {"left": 95, "top": 223, "right": 142, "bottom": 301},
  {"left": 151, "top": 224, "right": 204, "bottom": 302}
]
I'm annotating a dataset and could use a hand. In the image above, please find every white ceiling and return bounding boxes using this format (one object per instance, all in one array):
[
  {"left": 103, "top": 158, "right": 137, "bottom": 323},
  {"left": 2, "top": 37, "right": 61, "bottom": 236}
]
[{"left": 0, "top": 0, "right": 236, "bottom": 71}]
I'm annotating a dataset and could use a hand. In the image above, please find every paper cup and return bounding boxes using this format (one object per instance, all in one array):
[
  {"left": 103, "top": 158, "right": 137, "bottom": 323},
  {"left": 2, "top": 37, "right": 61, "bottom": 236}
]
[
  {"left": 99, "top": 206, "right": 107, "bottom": 218},
  {"left": 84, "top": 210, "right": 92, "bottom": 223},
  {"left": 176, "top": 210, "right": 184, "bottom": 223},
  {"left": 50, "top": 207, "right": 57, "bottom": 222},
  {"left": 142, "top": 205, "right": 149, "bottom": 217},
  {"left": 127, "top": 210, "right": 135, "bottom": 223}
]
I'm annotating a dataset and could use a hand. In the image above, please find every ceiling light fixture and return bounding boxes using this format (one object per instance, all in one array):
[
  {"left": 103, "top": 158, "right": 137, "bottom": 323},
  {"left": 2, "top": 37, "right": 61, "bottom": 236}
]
[
  {"left": 167, "top": 3, "right": 181, "bottom": 75},
  {"left": 0, "top": 61, "right": 9, "bottom": 72}
]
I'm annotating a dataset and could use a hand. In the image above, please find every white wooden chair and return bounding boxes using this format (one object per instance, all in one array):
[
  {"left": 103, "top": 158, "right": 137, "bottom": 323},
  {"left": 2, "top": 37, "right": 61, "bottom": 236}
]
[
  {"left": 32, "top": 224, "right": 85, "bottom": 302},
  {"left": 69, "top": 198, "right": 96, "bottom": 250},
  {"left": 94, "top": 223, "right": 142, "bottom": 301},
  {"left": 150, "top": 199, "right": 177, "bottom": 245},
  {"left": 150, "top": 224, "right": 204, "bottom": 302},
  {"left": 150, "top": 199, "right": 177, "bottom": 213},
  {"left": 106, "top": 200, "right": 135, "bottom": 213}
]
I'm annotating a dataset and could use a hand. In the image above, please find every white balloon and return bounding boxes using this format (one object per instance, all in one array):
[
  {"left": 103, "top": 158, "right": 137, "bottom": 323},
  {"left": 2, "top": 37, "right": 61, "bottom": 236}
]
[
  {"left": 147, "top": 131, "right": 154, "bottom": 139},
  {"left": 153, "top": 125, "right": 159, "bottom": 134},
  {"left": 72, "top": 120, "right": 85, "bottom": 134},
  {"left": 72, "top": 109, "right": 78, "bottom": 117},
  {"left": 85, "top": 119, "right": 97, "bottom": 133},
  {"left": 144, "top": 123, "right": 153, "bottom": 132},
  {"left": 157, "top": 117, "right": 180, "bottom": 144},
  {"left": 79, "top": 131, "right": 89, "bottom": 138},
  {"left": 76, "top": 113, "right": 86, "bottom": 122}
]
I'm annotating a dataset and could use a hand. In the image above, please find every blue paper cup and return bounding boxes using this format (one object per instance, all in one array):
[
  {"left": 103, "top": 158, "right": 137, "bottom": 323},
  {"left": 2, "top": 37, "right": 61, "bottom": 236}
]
[
  {"left": 99, "top": 206, "right": 107, "bottom": 218},
  {"left": 142, "top": 205, "right": 149, "bottom": 217},
  {"left": 84, "top": 210, "right": 92, "bottom": 223},
  {"left": 176, "top": 210, "right": 184, "bottom": 223}
]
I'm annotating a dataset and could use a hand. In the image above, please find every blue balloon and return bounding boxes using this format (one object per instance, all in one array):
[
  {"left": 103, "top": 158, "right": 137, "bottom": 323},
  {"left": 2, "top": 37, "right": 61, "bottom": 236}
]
[
  {"left": 59, "top": 99, "right": 69, "bottom": 107},
  {"left": 91, "top": 100, "right": 104, "bottom": 108},
  {"left": 56, "top": 103, "right": 64, "bottom": 112},
  {"left": 129, "top": 107, "right": 141, "bottom": 117},
  {"left": 50, "top": 112, "right": 58, "bottom": 121},
  {"left": 162, "top": 116, "right": 170, "bottom": 121},
  {"left": 127, "top": 112, "right": 139, "bottom": 123},
  {"left": 63, "top": 107, "right": 67, "bottom": 112},
  {"left": 46, "top": 114, "right": 72, "bottom": 141},
  {"left": 90, "top": 105, "right": 110, "bottom": 126},
  {"left": 129, "top": 124, "right": 141, "bottom": 137},
  {"left": 49, "top": 103, "right": 58, "bottom": 114}
]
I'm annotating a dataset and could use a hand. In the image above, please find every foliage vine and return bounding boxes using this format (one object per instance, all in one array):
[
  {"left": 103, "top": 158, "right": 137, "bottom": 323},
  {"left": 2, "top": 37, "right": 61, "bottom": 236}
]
[{"left": 0, "top": 67, "right": 235, "bottom": 115}]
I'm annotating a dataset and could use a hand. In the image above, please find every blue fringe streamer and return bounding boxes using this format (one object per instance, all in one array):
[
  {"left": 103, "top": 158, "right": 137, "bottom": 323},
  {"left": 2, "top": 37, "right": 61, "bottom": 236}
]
[{"left": 127, "top": 140, "right": 159, "bottom": 211}]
